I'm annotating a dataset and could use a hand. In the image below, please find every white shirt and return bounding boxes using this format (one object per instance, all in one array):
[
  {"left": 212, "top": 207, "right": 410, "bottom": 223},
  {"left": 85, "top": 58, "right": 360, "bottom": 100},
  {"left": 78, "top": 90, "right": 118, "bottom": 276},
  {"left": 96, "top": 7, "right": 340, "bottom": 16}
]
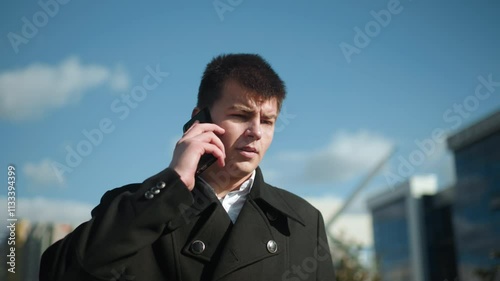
[{"left": 200, "top": 170, "right": 255, "bottom": 223}]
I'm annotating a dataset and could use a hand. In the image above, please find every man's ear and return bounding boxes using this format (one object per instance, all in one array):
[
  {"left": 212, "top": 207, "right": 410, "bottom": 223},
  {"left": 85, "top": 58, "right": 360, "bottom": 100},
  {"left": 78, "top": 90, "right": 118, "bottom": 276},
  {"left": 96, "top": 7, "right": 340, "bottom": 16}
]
[{"left": 191, "top": 107, "right": 201, "bottom": 118}]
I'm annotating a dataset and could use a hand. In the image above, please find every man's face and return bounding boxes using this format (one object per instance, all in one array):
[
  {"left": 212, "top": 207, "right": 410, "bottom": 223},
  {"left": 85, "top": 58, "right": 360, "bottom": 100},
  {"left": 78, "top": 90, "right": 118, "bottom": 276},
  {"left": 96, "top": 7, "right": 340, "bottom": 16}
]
[{"left": 203, "top": 80, "right": 278, "bottom": 179}]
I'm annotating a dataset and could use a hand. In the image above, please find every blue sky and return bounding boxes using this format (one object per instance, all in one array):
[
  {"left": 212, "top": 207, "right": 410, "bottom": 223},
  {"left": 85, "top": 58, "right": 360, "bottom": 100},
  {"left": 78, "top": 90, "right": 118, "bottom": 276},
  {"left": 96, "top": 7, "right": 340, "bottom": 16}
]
[{"left": 1, "top": 0, "right": 499, "bottom": 246}]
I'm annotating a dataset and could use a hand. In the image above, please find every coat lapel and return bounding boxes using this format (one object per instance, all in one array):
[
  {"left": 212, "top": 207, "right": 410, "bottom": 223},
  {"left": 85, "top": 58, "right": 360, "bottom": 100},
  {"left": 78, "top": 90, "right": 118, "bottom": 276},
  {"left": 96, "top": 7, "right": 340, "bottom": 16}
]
[
  {"left": 211, "top": 198, "right": 278, "bottom": 280},
  {"left": 249, "top": 167, "right": 305, "bottom": 227},
  {"left": 174, "top": 178, "right": 233, "bottom": 264},
  {"left": 211, "top": 167, "right": 306, "bottom": 280},
  {"left": 180, "top": 204, "right": 233, "bottom": 263}
]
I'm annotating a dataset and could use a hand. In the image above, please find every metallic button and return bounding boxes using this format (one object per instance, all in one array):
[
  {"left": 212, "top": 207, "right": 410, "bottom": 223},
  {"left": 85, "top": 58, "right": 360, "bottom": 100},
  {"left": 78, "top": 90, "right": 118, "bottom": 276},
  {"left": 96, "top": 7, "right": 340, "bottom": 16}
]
[
  {"left": 156, "top": 181, "right": 166, "bottom": 189},
  {"left": 150, "top": 187, "right": 160, "bottom": 195},
  {"left": 190, "top": 240, "right": 205, "bottom": 255},
  {"left": 267, "top": 240, "right": 278, "bottom": 254},
  {"left": 144, "top": 191, "right": 154, "bottom": 199},
  {"left": 266, "top": 211, "right": 278, "bottom": 221}
]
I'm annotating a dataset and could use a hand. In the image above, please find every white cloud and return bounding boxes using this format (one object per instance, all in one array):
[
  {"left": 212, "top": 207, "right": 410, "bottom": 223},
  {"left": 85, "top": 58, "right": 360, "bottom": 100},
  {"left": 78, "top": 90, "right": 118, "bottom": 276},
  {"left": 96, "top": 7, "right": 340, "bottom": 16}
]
[
  {"left": 0, "top": 56, "right": 130, "bottom": 121},
  {"left": 304, "top": 130, "right": 393, "bottom": 182},
  {"left": 23, "top": 158, "right": 64, "bottom": 186},
  {"left": 305, "top": 196, "right": 373, "bottom": 247},
  {"left": 278, "top": 130, "right": 393, "bottom": 183},
  {"left": 109, "top": 64, "right": 130, "bottom": 91},
  {"left": 0, "top": 197, "right": 92, "bottom": 226}
]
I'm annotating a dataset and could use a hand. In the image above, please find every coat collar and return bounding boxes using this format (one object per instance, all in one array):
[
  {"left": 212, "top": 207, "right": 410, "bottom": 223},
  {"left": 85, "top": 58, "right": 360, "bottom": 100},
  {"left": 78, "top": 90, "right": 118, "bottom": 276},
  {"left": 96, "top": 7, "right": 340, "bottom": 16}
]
[
  {"left": 248, "top": 167, "right": 306, "bottom": 226},
  {"left": 188, "top": 166, "right": 306, "bottom": 227}
]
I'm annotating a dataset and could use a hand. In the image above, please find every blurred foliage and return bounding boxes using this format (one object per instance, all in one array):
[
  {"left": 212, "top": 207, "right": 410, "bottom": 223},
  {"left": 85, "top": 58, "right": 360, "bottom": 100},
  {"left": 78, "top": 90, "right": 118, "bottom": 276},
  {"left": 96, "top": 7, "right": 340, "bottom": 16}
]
[
  {"left": 331, "top": 232, "right": 380, "bottom": 281},
  {"left": 474, "top": 250, "right": 500, "bottom": 281},
  {"left": 475, "top": 265, "right": 500, "bottom": 281}
]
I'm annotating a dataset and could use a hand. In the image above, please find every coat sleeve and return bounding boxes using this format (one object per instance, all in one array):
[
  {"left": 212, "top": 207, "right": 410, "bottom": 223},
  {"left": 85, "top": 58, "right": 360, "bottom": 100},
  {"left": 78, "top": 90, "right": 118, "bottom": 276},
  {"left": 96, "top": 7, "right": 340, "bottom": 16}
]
[{"left": 39, "top": 168, "right": 194, "bottom": 281}]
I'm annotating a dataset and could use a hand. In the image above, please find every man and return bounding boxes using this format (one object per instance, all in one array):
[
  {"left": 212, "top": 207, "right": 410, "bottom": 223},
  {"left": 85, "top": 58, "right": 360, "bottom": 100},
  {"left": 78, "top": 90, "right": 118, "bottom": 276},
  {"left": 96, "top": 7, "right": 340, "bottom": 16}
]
[{"left": 40, "top": 54, "right": 335, "bottom": 281}]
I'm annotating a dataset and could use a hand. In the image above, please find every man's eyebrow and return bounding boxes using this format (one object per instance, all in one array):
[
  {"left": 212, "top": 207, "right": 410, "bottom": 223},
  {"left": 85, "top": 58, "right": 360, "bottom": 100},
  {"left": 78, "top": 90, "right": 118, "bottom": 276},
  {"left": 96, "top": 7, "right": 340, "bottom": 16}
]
[
  {"left": 228, "top": 104, "right": 254, "bottom": 112},
  {"left": 262, "top": 113, "right": 277, "bottom": 119},
  {"left": 228, "top": 104, "right": 277, "bottom": 119}
]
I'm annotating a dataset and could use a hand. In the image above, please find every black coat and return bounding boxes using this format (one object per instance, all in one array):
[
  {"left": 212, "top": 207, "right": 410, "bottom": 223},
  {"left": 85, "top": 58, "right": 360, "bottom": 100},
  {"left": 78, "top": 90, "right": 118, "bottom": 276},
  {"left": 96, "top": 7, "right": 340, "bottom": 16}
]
[{"left": 40, "top": 167, "right": 335, "bottom": 281}]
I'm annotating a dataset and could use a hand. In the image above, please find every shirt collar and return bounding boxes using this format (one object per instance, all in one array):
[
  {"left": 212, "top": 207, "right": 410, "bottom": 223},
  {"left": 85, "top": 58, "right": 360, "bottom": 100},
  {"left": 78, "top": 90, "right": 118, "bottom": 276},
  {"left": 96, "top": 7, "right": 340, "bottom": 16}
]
[{"left": 237, "top": 170, "right": 255, "bottom": 193}]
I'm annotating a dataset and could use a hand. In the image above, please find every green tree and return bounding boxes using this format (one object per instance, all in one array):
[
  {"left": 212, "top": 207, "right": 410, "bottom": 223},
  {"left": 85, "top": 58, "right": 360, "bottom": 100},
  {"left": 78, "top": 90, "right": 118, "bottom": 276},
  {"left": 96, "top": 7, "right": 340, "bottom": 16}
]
[{"left": 331, "top": 233, "right": 380, "bottom": 281}]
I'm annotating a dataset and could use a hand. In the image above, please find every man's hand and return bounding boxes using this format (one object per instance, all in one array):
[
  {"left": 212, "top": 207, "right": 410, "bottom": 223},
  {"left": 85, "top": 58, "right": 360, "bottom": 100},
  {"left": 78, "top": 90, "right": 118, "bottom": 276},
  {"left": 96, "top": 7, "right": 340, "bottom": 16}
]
[{"left": 169, "top": 122, "right": 225, "bottom": 190}]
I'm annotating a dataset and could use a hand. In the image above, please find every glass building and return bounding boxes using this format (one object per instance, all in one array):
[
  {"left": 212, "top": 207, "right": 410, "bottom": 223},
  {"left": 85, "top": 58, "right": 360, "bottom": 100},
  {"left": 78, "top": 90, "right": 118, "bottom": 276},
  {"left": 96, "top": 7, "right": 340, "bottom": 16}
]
[
  {"left": 447, "top": 110, "right": 500, "bottom": 281},
  {"left": 421, "top": 188, "right": 458, "bottom": 281},
  {"left": 367, "top": 175, "right": 438, "bottom": 281},
  {"left": 371, "top": 197, "right": 411, "bottom": 280}
]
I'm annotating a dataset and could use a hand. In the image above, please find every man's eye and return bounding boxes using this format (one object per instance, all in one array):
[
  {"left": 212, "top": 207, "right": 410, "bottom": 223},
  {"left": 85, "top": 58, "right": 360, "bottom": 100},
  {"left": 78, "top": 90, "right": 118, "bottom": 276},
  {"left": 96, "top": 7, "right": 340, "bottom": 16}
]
[{"left": 262, "top": 120, "right": 274, "bottom": 125}]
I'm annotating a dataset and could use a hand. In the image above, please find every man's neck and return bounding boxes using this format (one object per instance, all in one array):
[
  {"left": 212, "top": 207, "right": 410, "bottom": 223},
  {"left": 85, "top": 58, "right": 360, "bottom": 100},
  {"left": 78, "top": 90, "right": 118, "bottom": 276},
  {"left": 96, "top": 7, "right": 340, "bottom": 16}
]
[{"left": 201, "top": 171, "right": 254, "bottom": 198}]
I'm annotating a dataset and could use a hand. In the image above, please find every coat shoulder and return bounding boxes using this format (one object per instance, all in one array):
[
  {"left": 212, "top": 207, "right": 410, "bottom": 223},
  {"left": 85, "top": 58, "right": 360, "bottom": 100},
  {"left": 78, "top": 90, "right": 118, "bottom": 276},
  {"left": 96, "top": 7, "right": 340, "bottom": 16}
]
[{"left": 265, "top": 183, "right": 323, "bottom": 222}]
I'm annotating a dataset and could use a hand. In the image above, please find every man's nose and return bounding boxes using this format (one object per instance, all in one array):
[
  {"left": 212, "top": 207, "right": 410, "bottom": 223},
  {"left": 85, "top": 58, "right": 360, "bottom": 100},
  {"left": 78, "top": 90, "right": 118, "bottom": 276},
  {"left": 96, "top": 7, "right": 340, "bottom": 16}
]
[{"left": 244, "top": 121, "right": 262, "bottom": 140}]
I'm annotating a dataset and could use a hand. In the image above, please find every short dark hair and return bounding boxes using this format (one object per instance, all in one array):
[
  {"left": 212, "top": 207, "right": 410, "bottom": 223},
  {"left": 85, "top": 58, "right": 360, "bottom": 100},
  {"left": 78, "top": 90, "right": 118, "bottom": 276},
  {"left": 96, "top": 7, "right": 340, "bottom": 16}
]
[{"left": 197, "top": 54, "right": 286, "bottom": 111}]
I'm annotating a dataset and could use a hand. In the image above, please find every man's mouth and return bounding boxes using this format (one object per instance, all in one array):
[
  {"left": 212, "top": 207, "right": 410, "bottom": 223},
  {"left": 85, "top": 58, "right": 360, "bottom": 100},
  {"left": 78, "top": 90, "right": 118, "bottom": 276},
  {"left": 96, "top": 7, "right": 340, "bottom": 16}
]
[
  {"left": 237, "top": 146, "right": 259, "bottom": 157},
  {"left": 240, "top": 146, "right": 257, "bottom": 152}
]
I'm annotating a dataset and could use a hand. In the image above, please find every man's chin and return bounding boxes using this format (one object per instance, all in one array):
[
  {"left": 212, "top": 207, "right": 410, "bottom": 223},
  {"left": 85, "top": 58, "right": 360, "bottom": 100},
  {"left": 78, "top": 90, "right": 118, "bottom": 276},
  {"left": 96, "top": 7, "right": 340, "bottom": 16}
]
[
  {"left": 229, "top": 159, "right": 258, "bottom": 173},
  {"left": 206, "top": 160, "right": 256, "bottom": 178}
]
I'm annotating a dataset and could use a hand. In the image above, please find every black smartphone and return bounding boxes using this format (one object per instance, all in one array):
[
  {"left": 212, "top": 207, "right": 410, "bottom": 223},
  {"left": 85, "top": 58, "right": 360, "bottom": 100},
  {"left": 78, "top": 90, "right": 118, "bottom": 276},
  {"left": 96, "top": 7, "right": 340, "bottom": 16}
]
[{"left": 182, "top": 108, "right": 218, "bottom": 175}]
